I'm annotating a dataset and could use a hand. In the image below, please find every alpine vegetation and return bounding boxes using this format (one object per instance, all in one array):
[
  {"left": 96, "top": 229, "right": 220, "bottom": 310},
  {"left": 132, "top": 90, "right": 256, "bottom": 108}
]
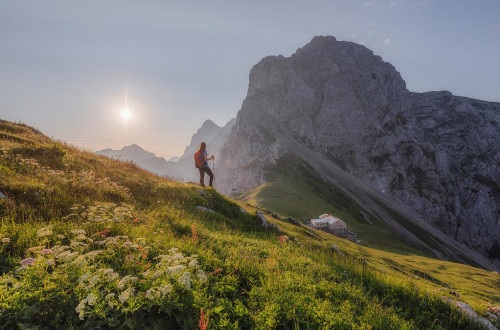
[{"left": 0, "top": 119, "right": 499, "bottom": 328}]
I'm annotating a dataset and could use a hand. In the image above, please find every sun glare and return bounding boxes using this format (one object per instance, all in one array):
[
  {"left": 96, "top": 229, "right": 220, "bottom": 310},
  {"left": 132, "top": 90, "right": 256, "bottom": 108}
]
[
  {"left": 120, "top": 108, "right": 132, "bottom": 121},
  {"left": 109, "top": 93, "right": 143, "bottom": 128}
]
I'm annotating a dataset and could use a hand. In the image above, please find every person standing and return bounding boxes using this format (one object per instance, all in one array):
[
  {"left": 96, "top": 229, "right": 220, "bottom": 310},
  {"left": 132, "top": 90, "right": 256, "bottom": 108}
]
[{"left": 194, "top": 142, "right": 214, "bottom": 188}]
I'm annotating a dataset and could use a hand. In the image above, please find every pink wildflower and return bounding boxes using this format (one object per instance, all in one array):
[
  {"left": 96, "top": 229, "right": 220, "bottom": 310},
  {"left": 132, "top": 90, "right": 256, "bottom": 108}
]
[
  {"left": 40, "top": 248, "right": 53, "bottom": 255},
  {"left": 20, "top": 258, "right": 36, "bottom": 266}
]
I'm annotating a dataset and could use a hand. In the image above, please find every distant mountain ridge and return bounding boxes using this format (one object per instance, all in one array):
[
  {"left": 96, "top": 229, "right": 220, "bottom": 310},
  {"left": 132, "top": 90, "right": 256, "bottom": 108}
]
[
  {"left": 95, "top": 118, "right": 235, "bottom": 181},
  {"left": 95, "top": 144, "right": 171, "bottom": 176},
  {"left": 96, "top": 144, "right": 158, "bottom": 162}
]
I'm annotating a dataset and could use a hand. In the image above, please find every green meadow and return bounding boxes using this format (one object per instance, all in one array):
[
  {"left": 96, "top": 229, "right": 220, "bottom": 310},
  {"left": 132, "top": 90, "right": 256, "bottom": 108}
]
[
  {"left": 1, "top": 119, "right": 499, "bottom": 329},
  {"left": 238, "top": 154, "right": 434, "bottom": 254}
]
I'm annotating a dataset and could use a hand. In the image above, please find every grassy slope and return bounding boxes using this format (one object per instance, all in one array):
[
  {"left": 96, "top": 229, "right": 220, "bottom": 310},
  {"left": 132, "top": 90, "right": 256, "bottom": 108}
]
[
  {"left": 0, "top": 119, "right": 499, "bottom": 329},
  {"left": 237, "top": 155, "right": 500, "bottom": 314},
  {"left": 237, "top": 169, "right": 417, "bottom": 254},
  {"left": 238, "top": 155, "right": 430, "bottom": 254}
]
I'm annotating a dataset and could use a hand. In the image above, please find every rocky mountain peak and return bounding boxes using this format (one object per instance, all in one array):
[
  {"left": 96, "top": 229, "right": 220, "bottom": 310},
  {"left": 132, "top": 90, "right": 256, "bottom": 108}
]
[
  {"left": 179, "top": 120, "right": 221, "bottom": 160},
  {"left": 241, "top": 36, "right": 409, "bottom": 154},
  {"left": 218, "top": 35, "right": 500, "bottom": 266},
  {"left": 292, "top": 35, "right": 338, "bottom": 58},
  {"left": 122, "top": 144, "right": 147, "bottom": 152},
  {"left": 199, "top": 119, "right": 219, "bottom": 131}
]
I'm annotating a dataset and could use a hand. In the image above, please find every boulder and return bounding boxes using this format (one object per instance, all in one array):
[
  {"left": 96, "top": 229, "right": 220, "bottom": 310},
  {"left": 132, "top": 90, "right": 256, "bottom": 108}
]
[
  {"left": 196, "top": 206, "right": 214, "bottom": 213},
  {"left": 256, "top": 211, "right": 278, "bottom": 229}
]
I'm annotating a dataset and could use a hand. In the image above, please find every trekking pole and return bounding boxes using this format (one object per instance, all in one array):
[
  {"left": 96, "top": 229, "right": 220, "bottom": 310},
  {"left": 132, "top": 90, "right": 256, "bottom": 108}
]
[{"left": 212, "top": 158, "right": 215, "bottom": 187}]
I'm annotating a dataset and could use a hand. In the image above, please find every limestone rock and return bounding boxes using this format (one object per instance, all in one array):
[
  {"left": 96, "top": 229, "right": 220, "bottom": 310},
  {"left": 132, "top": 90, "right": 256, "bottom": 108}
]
[
  {"left": 196, "top": 206, "right": 214, "bottom": 213},
  {"left": 256, "top": 211, "right": 277, "bottom": 229},
  {"left": 217, "top": 36, "right": 500, "bottom": 264},
  {"left": 444, "top": 299, "right": 497, "bottom": 330}
]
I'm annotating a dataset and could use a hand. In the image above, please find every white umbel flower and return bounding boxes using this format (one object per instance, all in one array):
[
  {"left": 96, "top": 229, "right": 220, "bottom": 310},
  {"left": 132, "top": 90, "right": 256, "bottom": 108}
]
[
  {"left": 117, "top": 275, "right": 137, "bottom": 289},
  {"left": 178, "top": 271, "right": 192, "bottom": 290},
  {"left": 166, "top": 265, "right": 186, "bottom": 275},
  {"left": 86, "top": 292, "right": 98, "bottom": 306},
  {"left": 75, "top": 300, "right": 86, "bottom": 320},
  {"left": 105, "top": 293, "right": 116, "bottom": 308},
  {"left": 118, "top": 287, "right": 135, "bottom": 303},
  {"left": 37, "top": 226, "right": 52, "bottom": 237},
  {"left": 160, "top": 284, "right": 173, "bottom": 297},
  {"left": 197, "top": 269, "right": 207, "bottom": 282}
]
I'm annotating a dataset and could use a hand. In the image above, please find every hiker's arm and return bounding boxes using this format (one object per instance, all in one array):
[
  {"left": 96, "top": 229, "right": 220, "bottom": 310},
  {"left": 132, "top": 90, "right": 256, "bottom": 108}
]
[{"left": 208, "top": 155, "right": 214, "bottom": 160}]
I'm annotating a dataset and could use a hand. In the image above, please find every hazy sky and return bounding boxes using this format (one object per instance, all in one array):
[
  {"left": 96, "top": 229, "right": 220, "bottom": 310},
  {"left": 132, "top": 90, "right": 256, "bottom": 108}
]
[{"left": 1, "top": 0, "right": 499, "bottom": 159}]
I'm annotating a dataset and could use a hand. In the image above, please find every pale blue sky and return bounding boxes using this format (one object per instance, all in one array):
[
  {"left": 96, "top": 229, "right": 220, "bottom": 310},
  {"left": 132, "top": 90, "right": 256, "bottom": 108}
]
[{"left": 1, "top": 0, "right": 499, "bottom": 158}]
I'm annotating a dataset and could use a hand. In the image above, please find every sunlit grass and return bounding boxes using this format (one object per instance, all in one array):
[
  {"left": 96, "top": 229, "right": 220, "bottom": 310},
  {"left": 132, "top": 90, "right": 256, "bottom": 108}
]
[
  {"left": 238, "top": 157, "right": 500, "bottom": 313},
  {"left": 0, "top": 119, "right": 498, "bottom": 329}
]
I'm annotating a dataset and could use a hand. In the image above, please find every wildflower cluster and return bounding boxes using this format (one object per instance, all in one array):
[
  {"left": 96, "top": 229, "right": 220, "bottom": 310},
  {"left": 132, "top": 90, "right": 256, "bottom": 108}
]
[
  {"left": 276, "top": 235, "right": 302, "bottom": 246},
  {"left": 0, "top": 228, "right": 208, "bottom": 324},
  {"left": 0, "top": 150, "right": 131, "bottom": 205},
  {"left": 0, "top": 151, "right": 49, "bottom": 174},
  {"left": 74, "top": 243, "right": 207, "bottom": 320},
  {"left": 62, "top": 203, "right": 134, "bottom": 224},
  {"left": 277, "top": 235, "right": 289, "bottom": 244},
  {"left": 37, "top": 226, "right": 53, "bottom": 237}
]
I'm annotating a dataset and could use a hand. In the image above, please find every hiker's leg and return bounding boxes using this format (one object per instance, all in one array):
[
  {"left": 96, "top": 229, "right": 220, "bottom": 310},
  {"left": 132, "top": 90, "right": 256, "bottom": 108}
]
[
  {"left": 199, "top": 168, "right": 205, "bottom": 187},
  {"left": 205, "top": 167, "right": 214, "bottom": 187}
]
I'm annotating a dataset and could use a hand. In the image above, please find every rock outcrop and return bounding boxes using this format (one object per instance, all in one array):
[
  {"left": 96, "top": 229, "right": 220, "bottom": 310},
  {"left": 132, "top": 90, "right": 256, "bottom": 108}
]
[
  {"left": 178, "top": 119, "right": 222, "bottom": 161},
  {"left": 217, "top": 36, "right": 500, "bottom": 265},
  {"left": 167, "top": 118, "right": 235, "bottom": 181}
]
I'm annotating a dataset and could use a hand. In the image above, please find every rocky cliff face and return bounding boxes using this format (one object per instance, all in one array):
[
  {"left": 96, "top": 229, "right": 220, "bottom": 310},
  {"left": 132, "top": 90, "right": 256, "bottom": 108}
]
[
  {"left": 218, "top": 36, "right": 500, "bottom": 261},
  {"left": 167, "top": 118, "right": 235, "bottom": 181},
  {"left": 179, "top": 118, "right": 235, "bottom": 162},
  {"left": 179, "top": 120, "right": 222, "bottom": 161}
]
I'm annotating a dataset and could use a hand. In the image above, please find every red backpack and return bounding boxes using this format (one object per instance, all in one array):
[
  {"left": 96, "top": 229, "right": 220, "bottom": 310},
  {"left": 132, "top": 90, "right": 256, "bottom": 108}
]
[{"left": 194, "top": 151, "right": 205, "bottom": 169}]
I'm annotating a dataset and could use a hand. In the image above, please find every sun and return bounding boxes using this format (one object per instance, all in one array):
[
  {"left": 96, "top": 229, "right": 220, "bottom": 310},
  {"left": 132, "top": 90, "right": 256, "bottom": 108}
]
[{"left": 120, "top": 108, "right": 132, "bottom": 121}]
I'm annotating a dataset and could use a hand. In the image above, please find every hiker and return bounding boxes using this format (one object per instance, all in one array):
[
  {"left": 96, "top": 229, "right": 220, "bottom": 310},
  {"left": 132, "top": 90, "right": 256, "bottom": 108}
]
[{"left": 194, "top": 142, "right": 214, "bottom": 188}]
